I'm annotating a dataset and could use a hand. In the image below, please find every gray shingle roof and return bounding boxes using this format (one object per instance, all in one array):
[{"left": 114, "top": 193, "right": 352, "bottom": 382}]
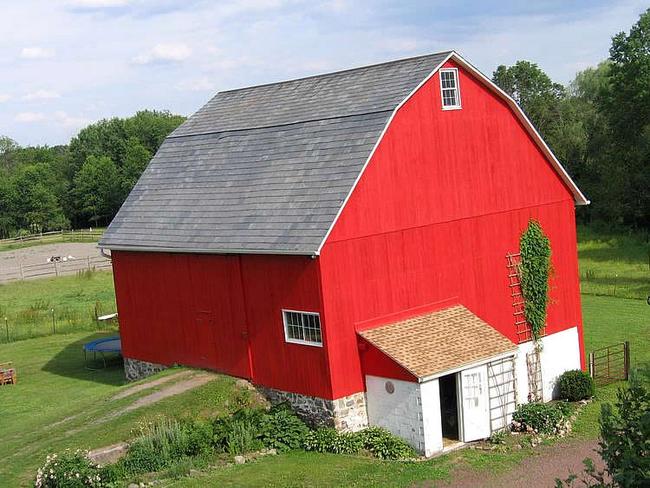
[{"left": 100, "top": 51, "right": 452, "bottom": 254}]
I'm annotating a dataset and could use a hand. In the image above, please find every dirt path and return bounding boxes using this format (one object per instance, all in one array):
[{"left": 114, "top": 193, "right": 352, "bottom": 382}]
[
  {"left": 111, "top": 372, "right": 219, "bottom": 416},
  {"left": 111, "top": 370, "right": 194, "bottom": 400},
  {"left": 437, "top": 439, "right": 604, "bottom": 487},
  {"left": 7, "top": 370, "right": 221, "bottom": 463}
]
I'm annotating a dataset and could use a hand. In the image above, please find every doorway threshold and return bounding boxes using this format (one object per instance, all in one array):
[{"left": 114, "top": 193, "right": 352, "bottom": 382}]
[{"left": 441, "top": 438, "right": 465, "bottom": 453}]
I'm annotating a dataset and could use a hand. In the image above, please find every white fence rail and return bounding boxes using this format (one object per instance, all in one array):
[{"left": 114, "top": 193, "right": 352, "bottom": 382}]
[
  {"left": 0, "top": 255, "right": 112, "bottom": 283},
  {"left": 0, "top": 228, "right": 103, "bottom": 247}
]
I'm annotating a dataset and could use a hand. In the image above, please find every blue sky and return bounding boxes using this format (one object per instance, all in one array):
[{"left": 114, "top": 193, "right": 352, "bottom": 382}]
[{"left": 1, "top": 0, "right": 646, "bottom": 146}]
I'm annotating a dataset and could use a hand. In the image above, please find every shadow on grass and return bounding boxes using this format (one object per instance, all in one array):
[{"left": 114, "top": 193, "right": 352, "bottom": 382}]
[
  {"left": 579, "top": 245, "right": 650, "bottom": 265},
  {"left": 580, "top": 275, "right": 650, "bottom": 294},
  {"left": 42, "top": 332, "right": 125, "bottom": 386}
]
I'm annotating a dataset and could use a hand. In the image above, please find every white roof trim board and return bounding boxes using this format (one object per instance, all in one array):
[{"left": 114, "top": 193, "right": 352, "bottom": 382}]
[{"left": 100, "top": 51, "right": 588, "bottom": 256}]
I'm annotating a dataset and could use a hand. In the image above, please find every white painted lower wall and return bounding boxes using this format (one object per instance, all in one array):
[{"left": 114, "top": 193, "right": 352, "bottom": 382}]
[
  {"left": 365, "top": 327, "right": 581, "bottom": 456},
  {"left": 365, "top": 375, "right": 443, "bottom": 456},
  {"left": 515, "top": 326, "right": 582, "bottom": 402},
  {"left": 365, "top": 376, "right": 425, "bottom": 452}
]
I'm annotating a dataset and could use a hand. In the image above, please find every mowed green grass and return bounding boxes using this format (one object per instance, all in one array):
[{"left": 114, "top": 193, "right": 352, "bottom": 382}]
[
  {"left": 582, "top": 294, "right": 649, "bottom": 366},
  {"left": 577, "top": 225, "right": 649, "bottom": 300},
  {"left": 0, "top": 225, "right": 647, "bottom": 487},
  {"left": 0, "top": 271, "right": 116, "bottom": 343},
  {"left": 164, "top": 292, "right": 649, "bottom": 487},
  {"left": 0, "top": 332, "right": 244, "bottom": 487}
]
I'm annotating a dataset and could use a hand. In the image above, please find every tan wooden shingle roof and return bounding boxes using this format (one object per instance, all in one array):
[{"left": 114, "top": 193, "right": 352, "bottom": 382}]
[{"left": 358, "top": 305, "right": 516, "bottom": 379}]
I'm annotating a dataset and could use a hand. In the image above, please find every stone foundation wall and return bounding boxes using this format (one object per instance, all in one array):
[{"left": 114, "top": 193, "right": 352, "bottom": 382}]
[
  {"left": 124, "top": 357, "right": 167, "bottom": 381},
  {"left": 257, "top": 387, "right": 368, "bottom": 432}
]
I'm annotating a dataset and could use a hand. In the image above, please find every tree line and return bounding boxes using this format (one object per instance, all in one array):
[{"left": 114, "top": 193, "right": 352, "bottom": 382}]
[
  {"left": 0, "top": 111, "right": 185, "bottom": 237},
  {"left": 0, "top": 10, "right": 648, "bottom": 238},
  {"left": 492, "top": 9, "right": 650, "bottom": 229}
]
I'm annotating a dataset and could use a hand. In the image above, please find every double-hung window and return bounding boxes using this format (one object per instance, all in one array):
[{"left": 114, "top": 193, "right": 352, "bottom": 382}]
[
  {"left": 439, "top": 68, "right": 461, "bottom": 110},
  {"left": 282, "top": 310, "right": 322, "bottom": 346}
]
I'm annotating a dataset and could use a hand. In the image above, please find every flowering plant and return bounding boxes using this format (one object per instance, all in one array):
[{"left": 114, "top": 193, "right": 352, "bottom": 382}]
[{"left": 35, "top": 450, "right": 103, "bottom": 488}]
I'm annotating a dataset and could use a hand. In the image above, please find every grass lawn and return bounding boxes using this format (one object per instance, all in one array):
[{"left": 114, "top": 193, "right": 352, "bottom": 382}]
[
  {"left": 0, "top": 332, "right": 245, "bottom": 487},
  {"left": 0, "top": 271, "right": 116, "bottom": 343},
  {"left": 577, "top": 225, "right": 649, "bottom": 300},
  {"left": 0, "top": 225, "right": 647, "bottom": 487}
]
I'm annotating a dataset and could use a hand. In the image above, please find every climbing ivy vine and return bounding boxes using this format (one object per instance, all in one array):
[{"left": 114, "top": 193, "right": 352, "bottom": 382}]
[{"left": 519, "top": 220, "right": 552, "bottom": 342}]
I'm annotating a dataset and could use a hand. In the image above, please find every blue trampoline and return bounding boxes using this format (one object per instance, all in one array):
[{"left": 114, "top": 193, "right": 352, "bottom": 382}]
[{"left": 83, "top": 336, "right": 121, "bottom": 368}]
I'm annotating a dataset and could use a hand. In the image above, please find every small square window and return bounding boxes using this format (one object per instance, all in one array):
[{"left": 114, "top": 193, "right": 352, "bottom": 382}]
[
  {"left": 439, "top": 68, "right": 461, "bottom": 110},
  {"left": 282, "top": 310, "right": 323, "bottom": 347}
]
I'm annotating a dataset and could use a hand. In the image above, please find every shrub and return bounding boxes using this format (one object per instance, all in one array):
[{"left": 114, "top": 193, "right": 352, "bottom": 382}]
[
  {"left": 512, "top": 402, "right": 571, "bottom": 435},
  {"left": 303, "top": 426, "right": 414, "bottom": 459},
  {"left": 303, "top": 428, "right": 362, "bottom": 455},
  {"left": 122, "top": 417, "right": 190, "bottom": 474},
  {"left": 488, "top": 429, "right": 509, "bottom": 445},
  {"left": 303, "top": 428, "right": 341, "bottom": 453},
  {"left": 259, "top": 403, "right": 310, "bottom": 452},
  {"left": 180, "top": 419, "right": 214, "bottom": 457},
  {"left": 355, "top": 426, "right": 415, "bottom": 460},
  {"left": 212, "top": 408, "right": 265, "bottom": 455},
  {"left": 599, "top": 367, "right": 650, "bottom": 487},
  {"left": 35, "top": 450, "right": 104, "bottom": 488},
  {"left": 557, "top": 370, "right": 595, "bottom": 401}
]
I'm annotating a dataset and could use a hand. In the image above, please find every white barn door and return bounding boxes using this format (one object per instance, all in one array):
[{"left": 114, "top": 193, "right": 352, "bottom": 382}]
[{"left": 459, "top": 364, "right": 490, "bottom": 442}]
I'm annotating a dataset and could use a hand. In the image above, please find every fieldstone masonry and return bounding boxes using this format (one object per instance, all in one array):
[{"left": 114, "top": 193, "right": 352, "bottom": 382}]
[
  {"left": 122, "top": 358, "right": 368, "bottom": 432},
  {"left": 258, "top": 387, "right": 368, "bottom": 432},
  {"left": 124, "top": 357, "right": 167, "bottom": 381}
]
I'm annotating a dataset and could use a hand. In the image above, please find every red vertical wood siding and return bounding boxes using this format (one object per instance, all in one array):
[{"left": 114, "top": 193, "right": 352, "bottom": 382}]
[
  {"left": 112, "top": 59, "right": 585, "bottom": 402},
  {"left": 112, "top": 252, "right": 333, "bottom": 398},
  {"left": 320, "top": 60, "right": 585, "bottom": 398}
]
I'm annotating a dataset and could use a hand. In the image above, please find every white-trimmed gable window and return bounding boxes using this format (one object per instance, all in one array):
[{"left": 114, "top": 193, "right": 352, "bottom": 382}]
[
  {"left": 439, "top": 68, "right": 461, "bottom": 110},
  {"left": 283, "top": 310, "right": 322, "bottom": 346}
]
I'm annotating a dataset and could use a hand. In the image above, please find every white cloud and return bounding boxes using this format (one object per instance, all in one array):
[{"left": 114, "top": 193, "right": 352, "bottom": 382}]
[
  {"left": 0, "top": 94, "right": 10, "bottom": 103},
  {"left": 133, "top": 43, "right": 192, "bottom": 64},
  {"left": 176, "top": 77, "right": 216, "bottom": 92},
  {"left": 67, "top": 0, "right": 129, "bottom": 7},
  {"left": 15, "top": 112, "right": 46, "bottom": 123},
  {"left": 381, "top": 37, "right": 419, "bottom": 54},
  {"left": 54, "top": 111, "right": 91, "bottom": 129},
  {"left": 20, "top": 47, "right": 55, "bottom": 60},
  {"left": 23, "top": 89, "right": 61, "bottom": 101}
]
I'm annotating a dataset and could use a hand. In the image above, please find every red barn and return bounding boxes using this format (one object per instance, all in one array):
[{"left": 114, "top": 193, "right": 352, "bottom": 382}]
[{"left": 100, "top": 51, "right": 588, "bottom": 455}]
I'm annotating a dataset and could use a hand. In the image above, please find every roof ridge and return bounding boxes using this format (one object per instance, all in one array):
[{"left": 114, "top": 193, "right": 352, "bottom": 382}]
[
  {"left": 167, "top": 109, "right": 393, "bottom": 140},
  {"left": 217, "top": 50, "right": 453, "bottom": 95}
]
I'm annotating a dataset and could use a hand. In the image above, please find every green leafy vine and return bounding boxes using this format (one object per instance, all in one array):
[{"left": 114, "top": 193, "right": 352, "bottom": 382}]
[{"left": 519, "top": 220, "right": 552, "bottom": 342}]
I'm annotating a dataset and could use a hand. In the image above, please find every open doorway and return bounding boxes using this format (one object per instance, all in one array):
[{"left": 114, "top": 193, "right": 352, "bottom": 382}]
[{"left": 439, "top": 373, "right": 459, "bottom": 443}]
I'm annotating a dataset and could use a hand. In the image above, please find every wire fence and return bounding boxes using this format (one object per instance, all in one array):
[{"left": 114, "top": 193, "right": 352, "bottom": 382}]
[
  {"left": 0, "top": 255, "right": 112, "bottom": 284},
  {"left": 0, "top": 299, "right": 118, "bottom": 344},
  {"left": 0, "top": 228, "right": 104, "bottom": 249}
]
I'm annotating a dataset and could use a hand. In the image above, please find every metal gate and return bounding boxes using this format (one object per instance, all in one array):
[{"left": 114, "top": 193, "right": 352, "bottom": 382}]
[
  {"left": 487, "top": 356, "right": 517, "bottom": 432},
  {"left": 589, "top": 342, "right": 630, "bottom": 385}
]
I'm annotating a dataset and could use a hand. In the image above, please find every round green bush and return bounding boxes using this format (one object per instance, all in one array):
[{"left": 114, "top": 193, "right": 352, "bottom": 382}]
[
  {"left": 557, "top": 369, "right": 595, "bottom": 401},
  {"left": 512, "top": 402, "right": 569, "bottom": 435}
]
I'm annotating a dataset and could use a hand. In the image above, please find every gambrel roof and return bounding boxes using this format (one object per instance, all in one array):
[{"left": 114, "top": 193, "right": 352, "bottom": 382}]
[{"left": 100, "top": 51, "right": 588, "bottom": 255}]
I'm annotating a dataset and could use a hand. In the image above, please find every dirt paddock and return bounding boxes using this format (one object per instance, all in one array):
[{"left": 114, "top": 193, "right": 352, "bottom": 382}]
[{"left": 0, "top": 242, "right": 109, "bottom": 283}]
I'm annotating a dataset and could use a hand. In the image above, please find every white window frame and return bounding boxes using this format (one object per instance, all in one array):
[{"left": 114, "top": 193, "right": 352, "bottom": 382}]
[
  {"left": 439, "top": 67, "right": 462, "bottom": 110},
  {"left": 282, "top": 309, "right": 323, "bottom": 347}
]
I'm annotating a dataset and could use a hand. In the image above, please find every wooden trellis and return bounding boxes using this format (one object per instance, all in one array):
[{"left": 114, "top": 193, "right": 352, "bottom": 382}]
[{"left": 506, "top": 253, "right": 546, "bottom": 343}]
